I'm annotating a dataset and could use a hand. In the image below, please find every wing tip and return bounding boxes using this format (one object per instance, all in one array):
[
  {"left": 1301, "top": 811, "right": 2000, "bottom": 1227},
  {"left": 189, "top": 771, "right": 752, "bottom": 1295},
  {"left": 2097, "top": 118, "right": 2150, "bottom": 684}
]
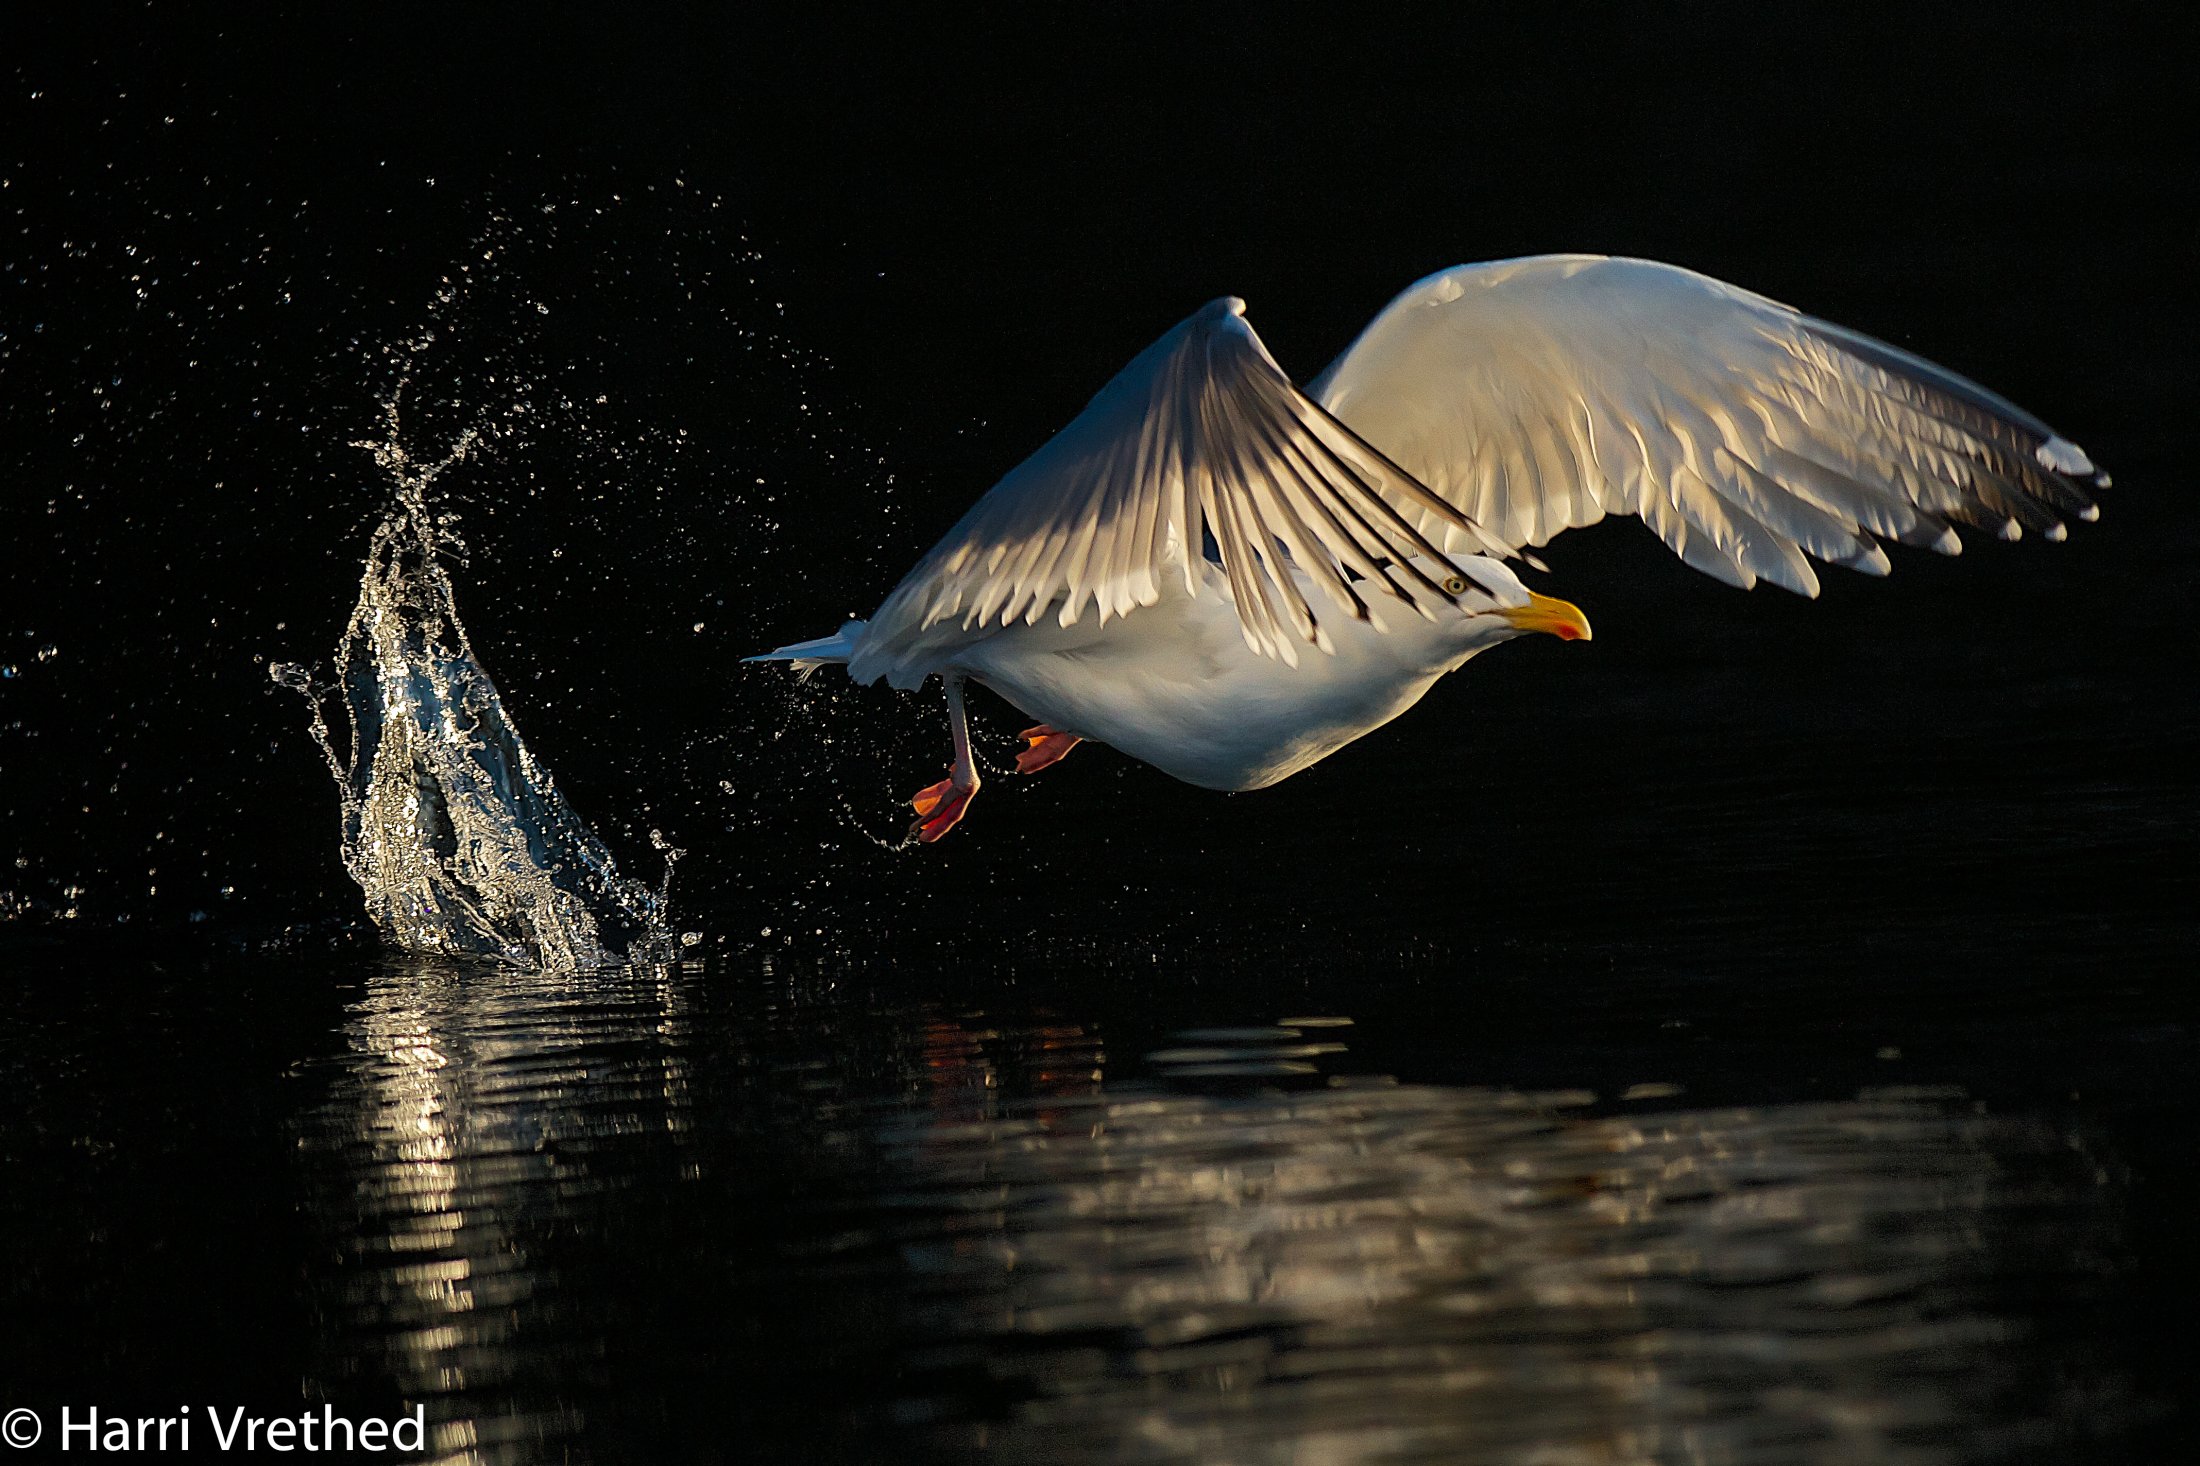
[{"left": 2034, "top": 436, "right": 2096, "bottom": 477}]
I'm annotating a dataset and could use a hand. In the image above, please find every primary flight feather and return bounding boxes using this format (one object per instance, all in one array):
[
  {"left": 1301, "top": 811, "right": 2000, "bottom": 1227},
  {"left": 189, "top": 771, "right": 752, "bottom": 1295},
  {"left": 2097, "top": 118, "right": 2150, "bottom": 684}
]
[{"left": 750, "top": 255, "right": 2104, "bottom": 842}]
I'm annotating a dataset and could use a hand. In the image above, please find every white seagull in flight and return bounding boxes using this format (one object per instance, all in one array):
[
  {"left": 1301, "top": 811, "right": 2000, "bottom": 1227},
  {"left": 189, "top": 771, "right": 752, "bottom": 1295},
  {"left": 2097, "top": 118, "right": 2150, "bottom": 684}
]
[{"left": 751, "top": 255, "right": 2105, "bottom": 842}]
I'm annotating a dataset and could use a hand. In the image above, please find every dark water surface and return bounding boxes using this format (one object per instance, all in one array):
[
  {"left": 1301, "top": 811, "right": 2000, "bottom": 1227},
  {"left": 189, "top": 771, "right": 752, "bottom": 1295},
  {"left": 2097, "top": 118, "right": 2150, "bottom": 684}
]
[{"left": 5, "top": 915, "right": 2193, "bottom": 1463}]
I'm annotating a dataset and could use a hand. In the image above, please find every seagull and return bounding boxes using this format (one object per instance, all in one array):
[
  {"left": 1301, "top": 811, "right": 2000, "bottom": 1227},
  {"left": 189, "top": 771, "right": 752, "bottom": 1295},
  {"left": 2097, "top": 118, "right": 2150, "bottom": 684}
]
[{"left": 750, "top": 255, "right": 2105, "bottom": 843}]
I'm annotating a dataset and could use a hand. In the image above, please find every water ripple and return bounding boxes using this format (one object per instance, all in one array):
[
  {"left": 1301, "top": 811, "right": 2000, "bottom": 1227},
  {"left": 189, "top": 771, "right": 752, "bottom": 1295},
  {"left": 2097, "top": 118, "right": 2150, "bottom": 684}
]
[{"left": 284, "top": 963, "right": 2131, "bottom": 1465}]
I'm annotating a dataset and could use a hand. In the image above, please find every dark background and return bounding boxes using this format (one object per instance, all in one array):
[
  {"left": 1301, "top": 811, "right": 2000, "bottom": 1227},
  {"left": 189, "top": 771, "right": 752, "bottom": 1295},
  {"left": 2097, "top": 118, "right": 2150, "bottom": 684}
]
[
  {"left": 4, "top": 1, "right": 2190, "bottom": 959},
  {"left": 3, "top": 4, "right": 2196, "bottom": 1460}
]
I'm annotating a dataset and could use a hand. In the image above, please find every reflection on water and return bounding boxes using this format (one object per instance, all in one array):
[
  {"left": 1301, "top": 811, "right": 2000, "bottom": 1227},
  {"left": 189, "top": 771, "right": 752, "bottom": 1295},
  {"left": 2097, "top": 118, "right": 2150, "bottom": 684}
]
[
  {"left": 294, "top": 960, "right": 698, "bottom": 1463},
  {"left": 894, "top": 1024, "right": 2121, "bottom": 1464},
  {"left": 291, "top": 961, "right": 2127, "bottom": 1465}
]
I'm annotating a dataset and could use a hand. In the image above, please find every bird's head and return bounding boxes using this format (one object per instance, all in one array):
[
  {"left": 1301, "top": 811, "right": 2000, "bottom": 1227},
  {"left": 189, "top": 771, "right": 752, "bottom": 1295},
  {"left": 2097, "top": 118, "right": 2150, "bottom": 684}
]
[{"left": 1431, "top": 562, "right": 1593, "bottom": 649}]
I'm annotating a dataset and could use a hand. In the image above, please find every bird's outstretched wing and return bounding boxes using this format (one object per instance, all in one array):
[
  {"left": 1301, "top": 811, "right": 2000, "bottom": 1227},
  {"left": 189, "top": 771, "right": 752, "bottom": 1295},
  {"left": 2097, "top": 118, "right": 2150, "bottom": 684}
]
[
  {"left": 1309, "top": 255, "right": 2107, "bottom": 595},
  {"left": 859, "top": 298, "right": 1518, "bottom": 674}
]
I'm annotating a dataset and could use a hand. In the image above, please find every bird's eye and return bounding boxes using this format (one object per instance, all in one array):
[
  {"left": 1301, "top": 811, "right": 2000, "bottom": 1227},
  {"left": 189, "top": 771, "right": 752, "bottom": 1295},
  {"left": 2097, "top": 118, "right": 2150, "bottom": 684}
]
[{"left": 1441, "top": 574, "right": 1468, "bottom": 595}]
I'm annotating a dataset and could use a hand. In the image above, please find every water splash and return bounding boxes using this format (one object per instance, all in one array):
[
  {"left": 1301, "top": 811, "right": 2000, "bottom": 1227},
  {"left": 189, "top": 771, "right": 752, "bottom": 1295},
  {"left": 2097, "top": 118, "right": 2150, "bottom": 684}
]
[{"left": 274, "top": 383, "right": 679, "bottom": 971}]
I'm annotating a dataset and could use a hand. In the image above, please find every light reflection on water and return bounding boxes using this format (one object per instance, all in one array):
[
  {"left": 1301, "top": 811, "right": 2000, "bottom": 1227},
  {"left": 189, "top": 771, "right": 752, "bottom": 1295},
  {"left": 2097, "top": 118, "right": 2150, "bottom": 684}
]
[
  {"left": 291, "top": 960, "right": 2127, "bottom": 1465},
  {"left": 295, "top": 961, "right": 698, "bottom": 1462}
]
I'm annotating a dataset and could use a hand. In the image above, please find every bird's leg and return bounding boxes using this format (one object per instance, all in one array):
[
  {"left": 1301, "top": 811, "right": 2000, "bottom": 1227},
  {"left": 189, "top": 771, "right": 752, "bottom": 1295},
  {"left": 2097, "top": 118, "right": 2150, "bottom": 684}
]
[
  {"left": 1015, "top": 724, "right": 1082, "bottom": 775},
  {"left": 908, "top": 674, "right": 982, "bottom": 843}
]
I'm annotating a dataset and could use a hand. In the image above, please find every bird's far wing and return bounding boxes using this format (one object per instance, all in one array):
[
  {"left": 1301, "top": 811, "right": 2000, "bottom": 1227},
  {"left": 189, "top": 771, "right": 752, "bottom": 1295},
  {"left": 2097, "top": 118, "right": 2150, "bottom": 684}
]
[
  {"left": 1307, "top": 255, "right": 2107, "bottom": 595},
  {"left": 861, "top": 297, "right": 1517, "bottom": 670}
]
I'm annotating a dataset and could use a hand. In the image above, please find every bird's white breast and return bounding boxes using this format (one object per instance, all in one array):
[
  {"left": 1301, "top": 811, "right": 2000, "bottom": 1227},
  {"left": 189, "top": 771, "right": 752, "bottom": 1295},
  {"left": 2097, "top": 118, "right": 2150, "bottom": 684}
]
[{"left": 954, "top": 561, "right": 1511, "bottom": 791}]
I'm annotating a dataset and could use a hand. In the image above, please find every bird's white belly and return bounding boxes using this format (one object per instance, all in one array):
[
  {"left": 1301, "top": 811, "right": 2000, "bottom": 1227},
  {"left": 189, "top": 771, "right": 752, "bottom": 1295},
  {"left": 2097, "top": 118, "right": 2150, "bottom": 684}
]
[{"left": 956, "top": 584, "right": 1474, "bottom": 792}]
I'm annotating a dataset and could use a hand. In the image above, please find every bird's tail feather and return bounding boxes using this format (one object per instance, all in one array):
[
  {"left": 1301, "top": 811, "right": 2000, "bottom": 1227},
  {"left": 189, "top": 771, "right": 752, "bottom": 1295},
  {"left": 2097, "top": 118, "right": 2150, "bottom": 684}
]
[{"left": 743, "top": 620, "right": 867, "bottom": 680}]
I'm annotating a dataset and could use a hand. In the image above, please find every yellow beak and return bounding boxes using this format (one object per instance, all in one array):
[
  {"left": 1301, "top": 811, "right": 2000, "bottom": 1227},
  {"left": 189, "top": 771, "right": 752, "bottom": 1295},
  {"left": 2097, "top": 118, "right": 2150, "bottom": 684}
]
[{"left": 1498, "top": 591, "right": 1592, "bottom": 642}]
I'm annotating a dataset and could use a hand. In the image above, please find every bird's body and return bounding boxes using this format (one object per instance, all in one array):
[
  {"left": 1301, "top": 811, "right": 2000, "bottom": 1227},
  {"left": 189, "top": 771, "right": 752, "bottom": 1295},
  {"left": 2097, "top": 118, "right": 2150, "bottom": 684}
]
[
  {"left": 751, "top": 255, "right": 2102, "bottom": 841},
  {"left": 946, "top": 553, "right": 1548, "bottom": 792}
]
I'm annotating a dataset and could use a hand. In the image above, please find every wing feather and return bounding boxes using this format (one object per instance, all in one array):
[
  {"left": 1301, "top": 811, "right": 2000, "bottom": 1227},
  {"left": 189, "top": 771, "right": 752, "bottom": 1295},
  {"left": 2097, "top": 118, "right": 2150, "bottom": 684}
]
[
  {"left": 853, "top": 297, "right": 1513, "bottom": 683},
  {"left": 1308, "top": 255, "right": 2103, "bottom": 597}
]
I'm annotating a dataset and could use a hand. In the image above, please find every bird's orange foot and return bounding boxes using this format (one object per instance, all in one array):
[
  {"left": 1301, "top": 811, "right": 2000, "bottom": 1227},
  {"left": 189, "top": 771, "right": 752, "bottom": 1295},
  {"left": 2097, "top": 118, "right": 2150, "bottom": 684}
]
[
  {"left": 908, "top": 773, "right": 980, "bottom": 843},
  {"left": 1015, "top": 725, "right": 1083, "bottom": 775}
]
